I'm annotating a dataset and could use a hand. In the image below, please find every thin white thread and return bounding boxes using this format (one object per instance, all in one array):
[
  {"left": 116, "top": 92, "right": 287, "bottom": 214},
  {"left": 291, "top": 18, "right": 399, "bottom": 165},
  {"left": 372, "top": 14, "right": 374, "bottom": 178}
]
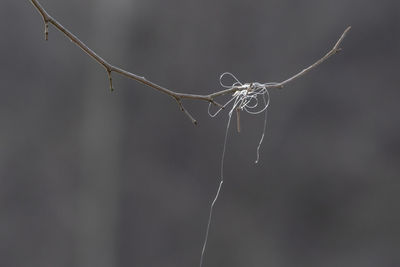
[
  {"left": 199, "top": 114, "right": 231, "bottom": 267},
  {"left": 219, "top": 72, "right": 243, "bottom": 88},
  {"left": 255, "top": 94, "right": 269, "bottom": 164},
  {"left": 201, "top": 73, "right": 275, "bottom": 266}
]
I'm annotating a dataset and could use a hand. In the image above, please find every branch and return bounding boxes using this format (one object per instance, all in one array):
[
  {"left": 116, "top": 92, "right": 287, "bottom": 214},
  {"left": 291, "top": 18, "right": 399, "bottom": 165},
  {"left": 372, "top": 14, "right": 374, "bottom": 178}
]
[
  {"left": 274, "top": 26, "right": 351, "bottom": 88},
  {"left": 29, "top": 0, "right": 350, "bottom": 124}
]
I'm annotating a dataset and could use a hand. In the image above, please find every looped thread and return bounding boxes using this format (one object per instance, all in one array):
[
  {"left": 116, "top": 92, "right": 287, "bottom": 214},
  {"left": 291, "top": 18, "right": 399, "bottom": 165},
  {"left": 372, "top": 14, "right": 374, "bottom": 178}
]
[
  {"left": 219, "top": 72, "right": 243, "bottom": 88},
  {"left": 209, "top": 73, "right": 275, "bottom": 119}
]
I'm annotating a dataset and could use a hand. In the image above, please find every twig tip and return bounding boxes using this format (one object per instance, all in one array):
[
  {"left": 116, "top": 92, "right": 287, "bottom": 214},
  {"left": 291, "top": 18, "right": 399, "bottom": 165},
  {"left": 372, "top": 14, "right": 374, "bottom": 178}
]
[
  {"left": 174, "top": 97, "right": 198, "bottom": 125},
  {"left": 44, "top": 22, "right": 49, "bottom": 40},
  {"left": 107, "top": 70, "right": 114, "bottom": 92}
]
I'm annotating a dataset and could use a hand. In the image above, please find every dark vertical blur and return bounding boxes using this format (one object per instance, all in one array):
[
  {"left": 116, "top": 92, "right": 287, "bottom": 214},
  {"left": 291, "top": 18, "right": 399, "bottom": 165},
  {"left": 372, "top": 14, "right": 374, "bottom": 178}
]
[{"left": 1, "top": 0, "right": 399, "bottom": 266}]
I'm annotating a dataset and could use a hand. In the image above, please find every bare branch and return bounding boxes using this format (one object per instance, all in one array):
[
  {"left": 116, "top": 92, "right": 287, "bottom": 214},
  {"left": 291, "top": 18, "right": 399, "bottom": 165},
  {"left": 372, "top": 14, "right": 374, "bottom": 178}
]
[
  {"left": 273, "top": 26, "right": 352, "bottom": 88},
  {"left": 206, "top": 26, "right": 352, "bottom": 97},
  {"left": 29, "top": 0, "right": 350, "bottom": 123}
]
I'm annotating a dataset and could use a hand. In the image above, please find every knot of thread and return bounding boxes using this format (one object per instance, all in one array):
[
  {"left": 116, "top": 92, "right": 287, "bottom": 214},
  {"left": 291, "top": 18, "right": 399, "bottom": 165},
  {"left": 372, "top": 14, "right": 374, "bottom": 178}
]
[{"left": 208, "top": 72, "right": 273, "bottom": 117}]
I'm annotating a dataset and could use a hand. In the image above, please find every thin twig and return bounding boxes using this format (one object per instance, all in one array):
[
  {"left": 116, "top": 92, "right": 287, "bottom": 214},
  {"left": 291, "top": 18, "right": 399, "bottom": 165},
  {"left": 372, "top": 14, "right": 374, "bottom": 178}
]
[
  {"left": 174, "top": 98, "right": 198, "bottom": 125},
  {"left": 273, "top": 26, "right": 352, "bottom": 88},
  {"left": 107, "top": 70, "right": 114, "bottom": 92},
  {"left": 236, "top": 108, "right": 241, "bottom": 133},
  {"left": 29, "top": 0, "right": 350, "bottom": 123}
]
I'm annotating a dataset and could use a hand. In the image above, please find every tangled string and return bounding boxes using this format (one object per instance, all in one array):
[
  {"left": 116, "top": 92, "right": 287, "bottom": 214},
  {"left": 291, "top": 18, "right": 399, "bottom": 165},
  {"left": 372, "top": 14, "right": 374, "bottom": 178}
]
[
  {"left": 208, "top": 72, "right": 276, "bottom": 118},
  {"left": 208, "top": 72, "right": 277, "bottom": 163},
  {"left": 200, "top": 73, "right": 277, "bottom": 267}
]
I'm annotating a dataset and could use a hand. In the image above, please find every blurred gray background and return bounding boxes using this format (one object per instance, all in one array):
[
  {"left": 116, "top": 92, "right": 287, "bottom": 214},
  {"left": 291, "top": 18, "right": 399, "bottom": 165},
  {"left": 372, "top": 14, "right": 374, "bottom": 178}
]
[{"left": 1, "top": 0, "right": 399, "bottom": 266}]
